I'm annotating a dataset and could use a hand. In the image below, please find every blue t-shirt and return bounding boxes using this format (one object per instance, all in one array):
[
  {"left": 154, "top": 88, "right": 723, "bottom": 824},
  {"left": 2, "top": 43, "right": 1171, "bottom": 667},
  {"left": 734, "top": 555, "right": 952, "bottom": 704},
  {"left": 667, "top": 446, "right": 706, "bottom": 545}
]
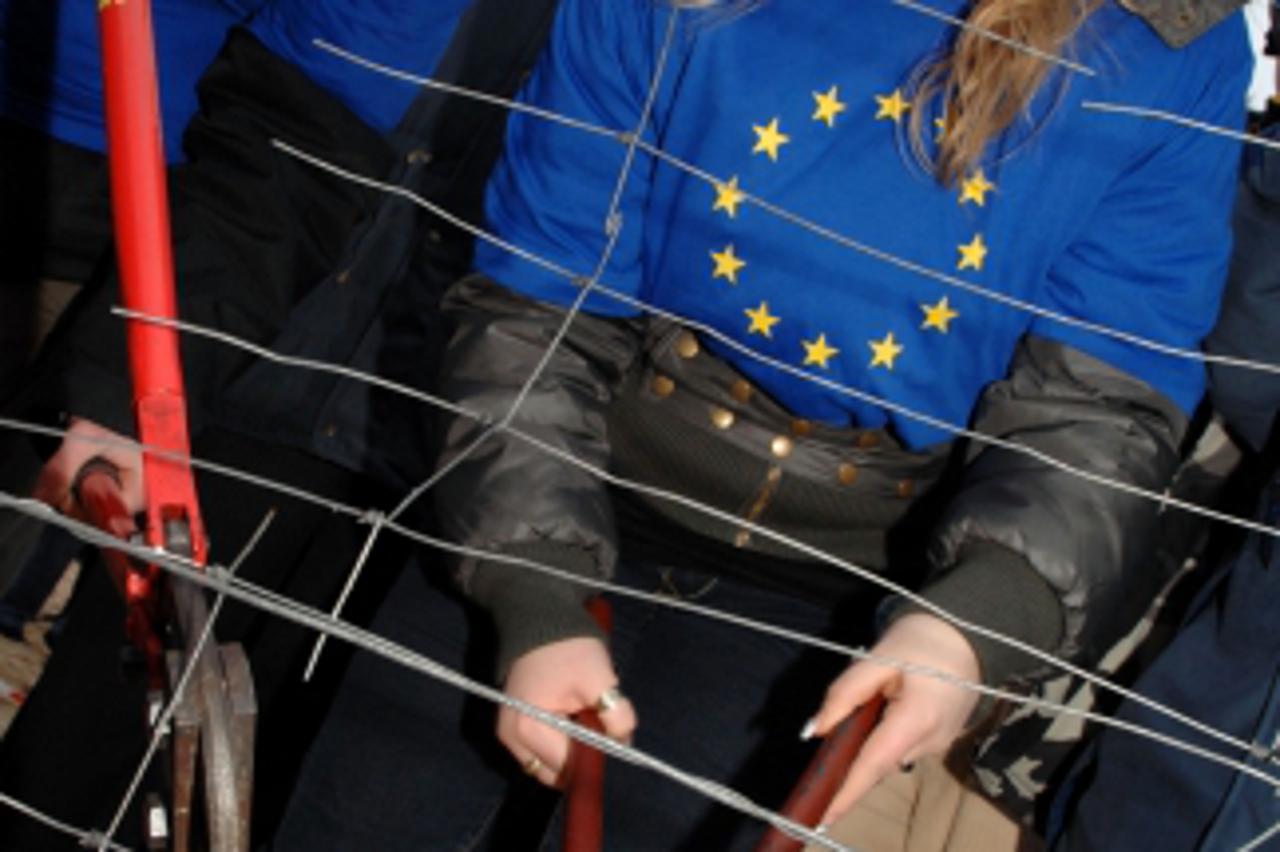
[
  {"left": 248, "top": 0, "right": 472, "bottom": 134},
  {"left": 476, "top": 0, "right": 1251, "bottom": 449},
  {"left": 0, "top": 0, "right": 471, "bottom": 161},
  {"left": 0, "top": 0, "right": 261, "bottom": 161}
]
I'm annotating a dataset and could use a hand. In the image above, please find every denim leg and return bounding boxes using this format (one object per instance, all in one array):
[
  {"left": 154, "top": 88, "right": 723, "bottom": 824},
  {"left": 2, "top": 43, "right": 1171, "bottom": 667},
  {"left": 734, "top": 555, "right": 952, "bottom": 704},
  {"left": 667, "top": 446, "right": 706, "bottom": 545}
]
[{"left": 272, "top": 558, "right": 520, "bottom": 852}]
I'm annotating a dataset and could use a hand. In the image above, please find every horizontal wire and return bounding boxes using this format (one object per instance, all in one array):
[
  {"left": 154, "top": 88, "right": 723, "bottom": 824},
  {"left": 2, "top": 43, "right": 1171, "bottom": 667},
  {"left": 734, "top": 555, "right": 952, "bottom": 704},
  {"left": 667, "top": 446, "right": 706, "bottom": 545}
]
[
  {"left": 254, "top": 147, "right": 1280, "bottom": 543},
  {"left": 0, "top": 414, "right": 367, "bottom": 522},
  {"left": 594, "top": 279, "right": 1280, "bottom": 544},
  {"left": 98, "top": 510, "right": 276, "bottom": 850},
  {"left": 1239, "top": 816, "right": 1280, "bottom": 852},
  {"left": 0, "top": 791, "right": 130, "bottom": 852},
  {"left": 631, "top": 141, "right": 1280, "bottom": 382},
  {"left": 3, "top": 413, "right": 1277, "bottom": 795},
  {"left": 1083, "top": 100, "right": 1280, "bottom": 154},
  {"left": 0, "top": 493, "right": 851, "bottom": 852},
  {"left": 94, "top": 309, "right": 1280, "bottom": 779},
  {"left": 891, "top": 0, "right": 1096, "bottom": 76},
  {"left": 5, "top": 487, "right": 1280, "bottom": 842},
  {"left": 312, "top": 39, "right": 627, "bottom": 145},
  {"left": 312, "top": 39, "right": 1280, "bottom": 381}
]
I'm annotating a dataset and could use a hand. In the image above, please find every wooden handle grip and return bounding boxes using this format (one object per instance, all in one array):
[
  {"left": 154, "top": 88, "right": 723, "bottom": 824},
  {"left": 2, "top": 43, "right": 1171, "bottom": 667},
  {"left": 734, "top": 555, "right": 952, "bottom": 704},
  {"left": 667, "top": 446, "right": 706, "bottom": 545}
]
[{"left": 754, "top": 695, "right": 885, "bottom": 852}]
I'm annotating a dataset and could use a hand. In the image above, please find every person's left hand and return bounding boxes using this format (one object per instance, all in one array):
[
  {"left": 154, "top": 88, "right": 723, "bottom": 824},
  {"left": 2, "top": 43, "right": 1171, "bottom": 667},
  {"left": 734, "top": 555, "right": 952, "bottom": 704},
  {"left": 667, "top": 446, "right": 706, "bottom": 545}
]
[{"left": 804, "top": 612, "right": 981, "bottom": 827}]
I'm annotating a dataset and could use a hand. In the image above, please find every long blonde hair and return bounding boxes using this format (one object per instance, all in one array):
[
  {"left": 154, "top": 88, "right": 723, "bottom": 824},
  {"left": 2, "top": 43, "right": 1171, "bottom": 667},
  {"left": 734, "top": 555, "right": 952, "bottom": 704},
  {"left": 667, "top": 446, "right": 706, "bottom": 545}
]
[
  {"left": 909, "top": 0, "right": 1102, "bottom": 183},
  {"left": 672, "top": 0, "right": 1100, "bottom": 185}
]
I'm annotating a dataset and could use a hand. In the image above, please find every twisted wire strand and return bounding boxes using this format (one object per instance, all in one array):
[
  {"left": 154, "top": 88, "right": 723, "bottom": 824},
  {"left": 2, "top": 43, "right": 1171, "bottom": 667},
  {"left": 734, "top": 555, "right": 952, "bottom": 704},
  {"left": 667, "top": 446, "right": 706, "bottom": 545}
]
[
  {"left": 4, "top": 492, "right": 1280, "bottom": 849},
  {"left": 0, "top": 494, "right": 852, "bottom": 852}
]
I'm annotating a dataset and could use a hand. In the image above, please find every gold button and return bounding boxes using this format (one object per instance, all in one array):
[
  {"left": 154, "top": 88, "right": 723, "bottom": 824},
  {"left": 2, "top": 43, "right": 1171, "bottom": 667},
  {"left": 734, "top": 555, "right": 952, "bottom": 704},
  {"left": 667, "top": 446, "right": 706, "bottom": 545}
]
[
  {"left": 897, "top": 479, "right": 915, "bottom": 499},
  {"left": 837, "top": 463, "right": 858, "bottom": 486},
  {"left": 731, "top": 379, "right": 753, "bottom": 404},
  {"left": 676, "top": 332, "right": 700, "bottom": 359},
  {"left": 335, "top": 269, "right": 351, "bottom": 286},
  {"left": 857, "top": 431, "right": 880, "bottom": 449},
  {"left": 770, "top": 436, "right": 794, "bottom": 459},
  {"left": 407, "top": 148, "right": 433, "bottom": 165},
  {"left": 710, "top": 406, "right": 735, "bottom": 430},
  {"left": 791, "top": 419, "right": 814, "bottom": 438},
  {"left": 651, "top": 374, "right": 675, "bottom": 398}
]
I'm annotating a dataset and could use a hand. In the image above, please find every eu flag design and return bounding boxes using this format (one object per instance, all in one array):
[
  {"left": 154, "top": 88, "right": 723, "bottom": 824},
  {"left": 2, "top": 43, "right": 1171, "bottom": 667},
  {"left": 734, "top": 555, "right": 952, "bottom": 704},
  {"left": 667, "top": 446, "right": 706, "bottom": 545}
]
[{"left": 475, "top": 0, "right": 1248, "bottom": 449}]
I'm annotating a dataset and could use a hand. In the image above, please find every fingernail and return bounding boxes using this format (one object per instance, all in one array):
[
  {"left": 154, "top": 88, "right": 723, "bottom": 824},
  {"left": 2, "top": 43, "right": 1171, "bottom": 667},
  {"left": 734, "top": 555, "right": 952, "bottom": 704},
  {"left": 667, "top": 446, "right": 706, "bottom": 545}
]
[
  {"left": 799, "top": 718, "right": 817, "bottom": 741},
  {"left": 815, "top": 824, "right": 829, "bottom": 835}
]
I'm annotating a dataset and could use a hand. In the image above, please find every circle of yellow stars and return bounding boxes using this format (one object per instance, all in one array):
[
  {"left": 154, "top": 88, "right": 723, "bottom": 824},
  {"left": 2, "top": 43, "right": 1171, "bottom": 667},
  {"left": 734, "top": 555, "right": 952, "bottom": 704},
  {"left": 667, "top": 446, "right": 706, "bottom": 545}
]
[{"left": 698, "top": 78, "right": 1001, "bottom": 377}]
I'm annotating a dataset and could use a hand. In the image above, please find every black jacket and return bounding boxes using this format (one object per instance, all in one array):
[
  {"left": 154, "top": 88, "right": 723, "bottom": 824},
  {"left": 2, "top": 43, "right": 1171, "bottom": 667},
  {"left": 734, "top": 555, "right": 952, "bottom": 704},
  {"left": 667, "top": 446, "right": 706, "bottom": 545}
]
[
  {"left": 22, "top": 0, "right": 560, "bottom": 497},
  {"left": 434, "top": 275, "right": 1186, "bottom": 686}
]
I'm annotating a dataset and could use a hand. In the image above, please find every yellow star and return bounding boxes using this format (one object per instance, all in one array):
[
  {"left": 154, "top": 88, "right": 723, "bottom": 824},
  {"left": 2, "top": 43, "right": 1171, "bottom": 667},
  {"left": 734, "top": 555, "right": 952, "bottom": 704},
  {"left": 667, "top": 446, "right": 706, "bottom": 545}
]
[
  {"left": 802, "top": 333, "right": 840, "bottom": 369},
  {"left": 712, "top": 175, "right": 746, "bottom": 218},
  {"left": 752, "top": 118, "right": 791, "bottom": 162},
  {"left": 959, "top": 170, "right": 996, "bottom": 207},
  {"left": 874, "top": 89, "right": 912, "bottom": 123},
  {"left": 744, "top": 301, "right": 782, "bottom": 338},
  {"left": 920, "top": 296, "right": 959, "bottom": 333},
  {"left": 868, "top": 332, "right": 904, "bottom": 370},
  {"left": 957, "top": 234, "right": 988, "bottom": 272},
  {"left": 812, "top": 86, "right": 847, "bottom": 128},
  {"left": 710, "top": 244, "right": 747, "bottom": 285}
]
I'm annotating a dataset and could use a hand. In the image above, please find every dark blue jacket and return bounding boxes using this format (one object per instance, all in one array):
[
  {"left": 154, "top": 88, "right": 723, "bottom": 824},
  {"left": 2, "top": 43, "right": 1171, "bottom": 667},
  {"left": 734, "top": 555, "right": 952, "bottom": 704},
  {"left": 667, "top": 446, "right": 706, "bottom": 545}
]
[
  {"left": 1055, "top": 127, "right": 1280, "bottom": 852},
  {"left": 23, "top": 0, "right": 560, "bottom": 499}
]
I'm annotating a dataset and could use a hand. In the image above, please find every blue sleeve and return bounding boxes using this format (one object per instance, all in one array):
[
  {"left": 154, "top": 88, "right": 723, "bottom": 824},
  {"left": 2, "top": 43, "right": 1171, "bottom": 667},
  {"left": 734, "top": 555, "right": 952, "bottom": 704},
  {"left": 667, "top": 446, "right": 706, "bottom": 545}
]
[
  {"left": 247, "top": 0, "right": 470, "bottom": 133},
  {"left": 0, "top": 0, "right": 247, "bottom": 160},
  {"left": 473, "top": 0, "right": 667, "bottom": 316},
  {"left": 1031, "top": 30, "right": 1252, "bottom": 415}
]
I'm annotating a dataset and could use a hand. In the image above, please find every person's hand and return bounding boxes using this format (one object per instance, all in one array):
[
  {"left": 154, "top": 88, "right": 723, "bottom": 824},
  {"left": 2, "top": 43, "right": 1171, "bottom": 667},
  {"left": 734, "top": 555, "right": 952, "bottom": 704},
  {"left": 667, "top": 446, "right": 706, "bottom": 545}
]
[
  {"left": 498, "top": 636, "right": 637, "bottom": 787},
  {"left": 33, "top": 418, "right": 145, "bottom": 518},
  {"left": 806, "top": 613, "right": 981, "bottom": 826}
]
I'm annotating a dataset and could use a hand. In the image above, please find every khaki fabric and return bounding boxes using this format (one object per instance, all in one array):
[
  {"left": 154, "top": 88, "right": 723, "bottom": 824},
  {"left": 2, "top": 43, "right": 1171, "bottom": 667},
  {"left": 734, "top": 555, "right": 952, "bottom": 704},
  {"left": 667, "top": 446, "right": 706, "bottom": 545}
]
[{"left": 807, "top": 755, "right": 1042, "bottom": 852}]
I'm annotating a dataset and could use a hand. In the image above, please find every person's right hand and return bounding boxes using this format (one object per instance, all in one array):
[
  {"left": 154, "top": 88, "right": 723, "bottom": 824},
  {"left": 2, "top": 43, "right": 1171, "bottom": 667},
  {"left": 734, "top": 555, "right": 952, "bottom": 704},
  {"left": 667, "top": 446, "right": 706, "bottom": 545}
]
[
  {"left": 33, "top": 417, "right": 145, "bottom": 519},
  {"left": 497, "top": 636, "right": 637, "bottom": 787}
]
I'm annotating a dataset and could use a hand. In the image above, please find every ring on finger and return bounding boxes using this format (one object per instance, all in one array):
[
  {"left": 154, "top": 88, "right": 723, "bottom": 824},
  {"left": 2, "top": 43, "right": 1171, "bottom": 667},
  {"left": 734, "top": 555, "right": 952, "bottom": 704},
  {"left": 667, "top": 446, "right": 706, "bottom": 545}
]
[
  {"left": 595, "top": 686, "right": 626, "bottom": 715},
  {"left": 523, "top": 755, "right": 545, "bottom": 777}
]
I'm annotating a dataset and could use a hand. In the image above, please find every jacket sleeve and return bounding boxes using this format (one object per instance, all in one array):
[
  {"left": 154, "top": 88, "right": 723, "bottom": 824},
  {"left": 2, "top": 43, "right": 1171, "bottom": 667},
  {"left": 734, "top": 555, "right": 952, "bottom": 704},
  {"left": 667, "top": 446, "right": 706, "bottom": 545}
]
[
  {"left": 434, "top": 275, "right": 640, "bottom": 676},
  {"left": 921, "top": 337, "right": 1186, "bottom": 686},
  {"left": 915, "top": 34, "right": 1248, "bottom": 687}
]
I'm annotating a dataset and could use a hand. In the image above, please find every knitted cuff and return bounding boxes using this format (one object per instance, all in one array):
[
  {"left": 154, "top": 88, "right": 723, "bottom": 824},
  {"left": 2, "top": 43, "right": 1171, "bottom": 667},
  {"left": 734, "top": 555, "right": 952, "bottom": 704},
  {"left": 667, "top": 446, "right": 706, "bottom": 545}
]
[{"left": 468, "top": 539, "right": 607, "bottom": 681}]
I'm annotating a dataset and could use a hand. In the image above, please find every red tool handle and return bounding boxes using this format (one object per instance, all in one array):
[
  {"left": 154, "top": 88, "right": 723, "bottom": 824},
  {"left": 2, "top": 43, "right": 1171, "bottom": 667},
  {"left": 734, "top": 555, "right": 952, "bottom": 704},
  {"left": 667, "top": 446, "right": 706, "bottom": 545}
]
[
  {"left": 754, "top": 695, "right": 886, "bottom": 852},
  {"left": 97, "top": 0, "right": 206, "bottom": 565},
  {"left": 562, "top": 597, "right": 614, "bottom": 852},
  {"left": 74, "top": 460, "right": 166, "bottom": 686}
]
